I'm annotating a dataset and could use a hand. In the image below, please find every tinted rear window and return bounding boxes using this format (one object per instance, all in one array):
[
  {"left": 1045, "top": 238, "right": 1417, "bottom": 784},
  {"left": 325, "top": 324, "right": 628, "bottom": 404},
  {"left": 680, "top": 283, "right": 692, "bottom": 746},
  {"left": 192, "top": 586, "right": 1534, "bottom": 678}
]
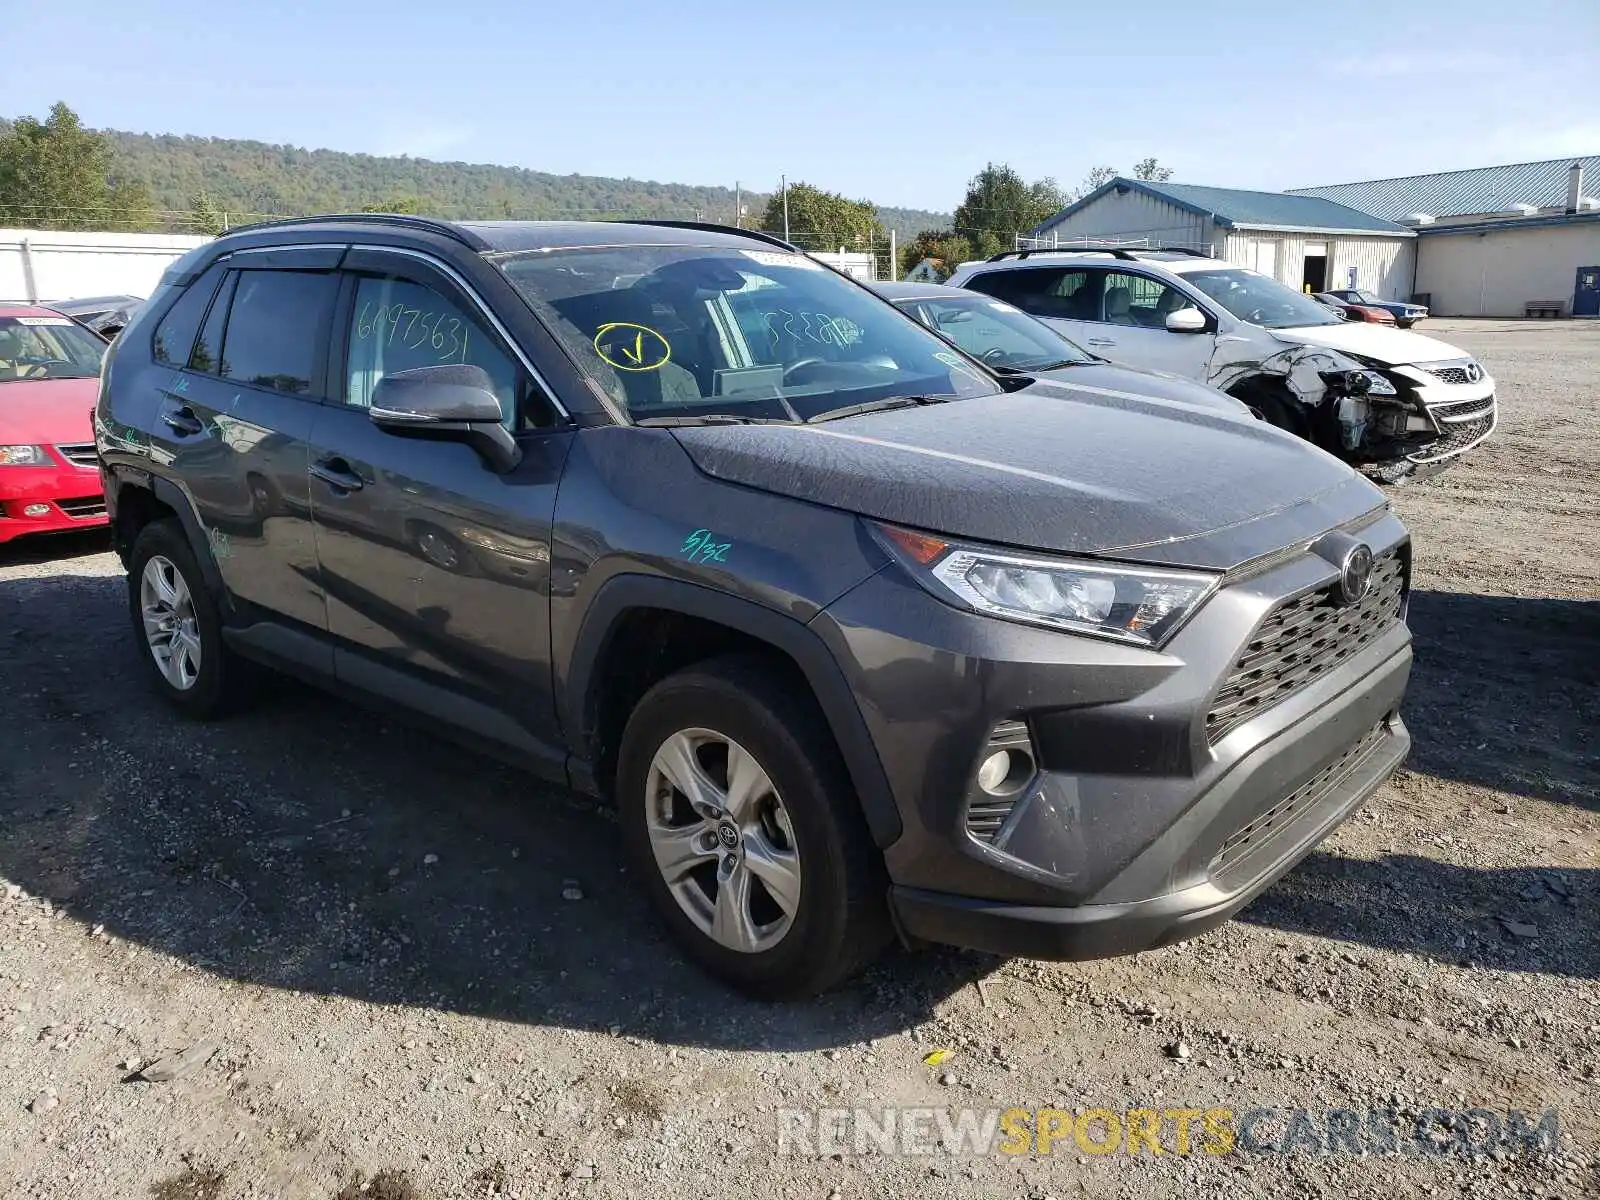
[{"left": 216, "top": 270, "right": 337, "bottom": 394}]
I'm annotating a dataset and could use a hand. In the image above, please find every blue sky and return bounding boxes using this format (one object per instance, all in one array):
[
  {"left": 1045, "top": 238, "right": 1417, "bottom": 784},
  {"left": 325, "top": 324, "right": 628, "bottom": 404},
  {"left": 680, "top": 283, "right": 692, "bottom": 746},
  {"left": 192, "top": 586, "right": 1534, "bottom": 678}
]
[{"left": 5, "top": 0, "right": 1596, "bottom": 212}]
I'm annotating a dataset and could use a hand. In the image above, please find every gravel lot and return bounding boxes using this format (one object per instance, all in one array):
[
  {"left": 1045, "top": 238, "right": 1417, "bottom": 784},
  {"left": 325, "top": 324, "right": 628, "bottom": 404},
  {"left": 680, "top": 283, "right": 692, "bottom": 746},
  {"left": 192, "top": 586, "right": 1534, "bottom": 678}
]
[{"left": 2, "top": 318, "right": 1596, "bottom": 1200}]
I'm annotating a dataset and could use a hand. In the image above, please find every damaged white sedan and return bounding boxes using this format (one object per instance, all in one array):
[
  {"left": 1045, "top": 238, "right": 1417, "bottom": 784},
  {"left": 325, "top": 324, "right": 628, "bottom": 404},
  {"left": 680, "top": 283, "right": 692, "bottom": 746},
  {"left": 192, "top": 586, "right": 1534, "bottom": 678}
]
[{"left": 948, "top": 249, "right": 1496, "bottom": 482}]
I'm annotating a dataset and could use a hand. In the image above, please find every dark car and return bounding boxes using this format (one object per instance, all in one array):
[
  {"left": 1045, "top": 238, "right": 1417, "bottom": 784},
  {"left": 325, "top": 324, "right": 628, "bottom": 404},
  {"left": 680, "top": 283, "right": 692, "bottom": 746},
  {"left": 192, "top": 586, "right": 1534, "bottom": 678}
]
[
  {"left": 872, "top": 280, "right": 1252, "bottom": 416},
  {"left": 45, "top": 294, "right": 145, "bottom": 339},
  {"left": 96, "top": 216, "right": 1413, "bottom": 998},
  {"left": 1324, "top": 290, "right": 1427, "bottom": 328}
]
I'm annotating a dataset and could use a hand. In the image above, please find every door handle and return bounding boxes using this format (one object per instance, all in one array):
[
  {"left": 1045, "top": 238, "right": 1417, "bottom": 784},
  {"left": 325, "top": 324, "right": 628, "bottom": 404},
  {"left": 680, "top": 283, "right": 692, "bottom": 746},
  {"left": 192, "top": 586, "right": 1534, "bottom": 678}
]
[
  {"left": 161, "top": 406, "right": 203, "bottom": 436},
  {"left": 310, "top": 457, "right": 365, "bottom": 493},
  {"left": 1086, "top": 337, "right": 1116, "bottom": 348}
]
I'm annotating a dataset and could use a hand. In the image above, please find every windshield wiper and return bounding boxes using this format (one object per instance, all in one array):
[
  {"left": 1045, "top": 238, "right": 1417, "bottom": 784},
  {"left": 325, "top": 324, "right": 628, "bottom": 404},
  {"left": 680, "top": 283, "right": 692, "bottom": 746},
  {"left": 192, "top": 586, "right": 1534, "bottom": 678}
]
[
  {"left": 633, "top": 413, "right": 791, "bottom": 427},
  {"left": 993, "top": 359, "right": 1093, "bottom": 374},
  {"left": 805, "top": 395, "right": 955, "bottom": 424}
]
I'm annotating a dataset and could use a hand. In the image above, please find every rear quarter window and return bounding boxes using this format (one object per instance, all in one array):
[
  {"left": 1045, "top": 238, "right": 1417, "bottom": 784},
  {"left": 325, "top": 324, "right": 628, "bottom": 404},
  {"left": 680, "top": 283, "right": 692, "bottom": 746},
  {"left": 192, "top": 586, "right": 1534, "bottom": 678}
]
[{"left": 151, "top": 264, "right": 225, "bottom": 366}]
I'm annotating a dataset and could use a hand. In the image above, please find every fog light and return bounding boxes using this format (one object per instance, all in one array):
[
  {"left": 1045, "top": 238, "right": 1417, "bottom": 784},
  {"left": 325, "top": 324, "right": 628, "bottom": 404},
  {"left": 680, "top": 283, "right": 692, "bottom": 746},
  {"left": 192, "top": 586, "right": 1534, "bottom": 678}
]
[
  {"left": 22, "top": 504, "right": 50, "bottom": 517},
  {"left": 977, "top": 750, "right": 1013, "bottom": 793}
]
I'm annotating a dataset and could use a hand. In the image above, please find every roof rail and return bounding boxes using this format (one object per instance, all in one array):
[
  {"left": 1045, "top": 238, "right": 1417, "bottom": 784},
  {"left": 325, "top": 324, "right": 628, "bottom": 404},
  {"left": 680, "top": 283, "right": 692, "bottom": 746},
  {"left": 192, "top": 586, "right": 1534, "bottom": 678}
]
[
  {"left": 617, "top": 219, "right": 803, "bottom": 253},
  {"left": 218, "top": 213, "right": 489, "bottom": 250},
  {"left": 987, "top": 244, "right": 1215, "bottom": 264}
]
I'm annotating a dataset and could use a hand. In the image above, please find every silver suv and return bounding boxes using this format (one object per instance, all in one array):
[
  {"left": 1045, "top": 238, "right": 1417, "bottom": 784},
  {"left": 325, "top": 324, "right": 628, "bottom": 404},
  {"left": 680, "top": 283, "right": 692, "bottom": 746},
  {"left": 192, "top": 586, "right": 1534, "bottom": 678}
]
[{"left": 948, "top": 249, "right": 1496, "bottom": 481}]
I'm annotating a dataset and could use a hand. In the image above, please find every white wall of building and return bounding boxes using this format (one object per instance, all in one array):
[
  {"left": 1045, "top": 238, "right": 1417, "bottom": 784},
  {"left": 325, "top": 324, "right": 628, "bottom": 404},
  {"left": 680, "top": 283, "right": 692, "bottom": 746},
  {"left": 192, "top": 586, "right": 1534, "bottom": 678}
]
[
  {"left": 809, "top": 249, "right": 878, "bottom": 281},
  {"left": 0, "top": 229, "right": 211, "bottom": 304},
  {"left": 1415, "top": 223, "right": 1600, "bottom": 316},
  {"left": 1222, "top": 231, "right": 1415, "bottom": 296},
  {"left": 1035, "top": 190, "right": 1216, "bottom": 251}
]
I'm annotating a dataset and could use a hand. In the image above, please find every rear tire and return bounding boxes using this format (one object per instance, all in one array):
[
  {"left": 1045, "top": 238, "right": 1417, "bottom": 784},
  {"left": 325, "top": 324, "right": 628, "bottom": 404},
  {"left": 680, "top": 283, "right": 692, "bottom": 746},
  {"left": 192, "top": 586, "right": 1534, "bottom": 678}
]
[
  {"left": 616, "top": 654, "right": 892, "bottom": 999},
  {"left": 127, "top": 518, "right": 256, "bottom": 718}
]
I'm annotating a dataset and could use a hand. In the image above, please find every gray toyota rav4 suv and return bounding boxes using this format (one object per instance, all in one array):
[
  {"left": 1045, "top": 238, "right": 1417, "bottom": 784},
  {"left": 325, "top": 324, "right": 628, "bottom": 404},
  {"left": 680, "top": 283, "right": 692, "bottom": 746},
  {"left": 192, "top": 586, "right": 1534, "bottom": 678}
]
[{"left": 96, "top": 216, "right": 1413, "bottom": 998}]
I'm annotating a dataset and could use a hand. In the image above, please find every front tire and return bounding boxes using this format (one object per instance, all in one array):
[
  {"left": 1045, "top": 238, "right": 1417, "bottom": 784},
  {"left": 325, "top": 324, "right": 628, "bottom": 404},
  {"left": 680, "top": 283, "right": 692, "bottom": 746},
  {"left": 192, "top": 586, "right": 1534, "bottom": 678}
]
[
  {"left": 127, "top": 518, "right": 255, "bottom": 718},
  {"left": 617, "top": 655, "right": 891, "bottom": 998}
]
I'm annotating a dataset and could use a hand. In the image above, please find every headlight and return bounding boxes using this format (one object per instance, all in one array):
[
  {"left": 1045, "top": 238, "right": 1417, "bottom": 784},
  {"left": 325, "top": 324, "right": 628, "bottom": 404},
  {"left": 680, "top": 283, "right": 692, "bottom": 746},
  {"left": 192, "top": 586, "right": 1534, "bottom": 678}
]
[
  {"left": 874, "top": 523, "right": 1217, "bottom": 647},
  {"left": 0, "top": 445, "right": 51, "bottom": 466},
  {"left": 1357, "top": 370, "right": 1397, "bottom": 396}
]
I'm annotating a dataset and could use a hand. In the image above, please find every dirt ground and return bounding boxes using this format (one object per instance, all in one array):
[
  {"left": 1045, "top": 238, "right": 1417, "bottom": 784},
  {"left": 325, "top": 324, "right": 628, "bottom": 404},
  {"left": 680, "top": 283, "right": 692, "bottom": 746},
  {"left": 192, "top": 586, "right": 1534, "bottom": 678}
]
[{"left": 1, "top": 318, "right": 1596, "bottom": 1200}]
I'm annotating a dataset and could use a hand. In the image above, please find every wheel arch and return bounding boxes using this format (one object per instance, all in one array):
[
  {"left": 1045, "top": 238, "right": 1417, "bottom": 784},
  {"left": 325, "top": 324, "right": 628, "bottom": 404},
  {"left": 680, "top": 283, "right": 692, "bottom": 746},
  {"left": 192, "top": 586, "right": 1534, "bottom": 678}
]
[
  {"left": 564, "top": 575, "right": 903, "bottom": 848},
  {"left": 106, "top": 468, "right": 225, "bottom": 599}
]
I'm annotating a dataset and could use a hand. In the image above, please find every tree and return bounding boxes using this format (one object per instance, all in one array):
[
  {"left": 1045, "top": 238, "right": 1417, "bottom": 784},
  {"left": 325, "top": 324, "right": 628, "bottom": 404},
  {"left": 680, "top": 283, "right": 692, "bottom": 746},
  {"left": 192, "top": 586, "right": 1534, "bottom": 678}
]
[
  {"left": 759, "top": 182, "right": 883, "bottom": 252},
  {"left": 1074, "top": 165, "right": 1117, "bottom": 199},
  {"left": 361, "top": 195, "right": 422, "bottom": 214},
  {"left": 953, "top": 164, "right": 1067, "bottom": 249},
  {"left": 188, "top": 190, "right": 226, "bottom": 235},
  {"left": 0, "top": 102, "right": 114, "bottom": 229},
  {"left": 0, "top": 102, "right": 158, "bottom": 231},
  {"left": 1133, "top": 157, "right": 1174, "bottom": 182},
  {"left": 899, "top": 228, "right": 975, "bottom": 279}
]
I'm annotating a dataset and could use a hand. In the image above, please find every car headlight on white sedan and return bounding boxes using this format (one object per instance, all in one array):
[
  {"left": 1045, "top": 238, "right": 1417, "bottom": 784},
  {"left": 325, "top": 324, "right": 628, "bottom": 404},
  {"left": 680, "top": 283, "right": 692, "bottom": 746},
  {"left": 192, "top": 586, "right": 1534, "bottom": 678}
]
[
  {"left": 873, "top": 523, "right": 1218, "bottom": 647},
  {"left": 0, "top": 445, "right": 51, "bottom": 466},
  {"left": 1357, "top": 370, "right": 1397, "bottom": 396}
]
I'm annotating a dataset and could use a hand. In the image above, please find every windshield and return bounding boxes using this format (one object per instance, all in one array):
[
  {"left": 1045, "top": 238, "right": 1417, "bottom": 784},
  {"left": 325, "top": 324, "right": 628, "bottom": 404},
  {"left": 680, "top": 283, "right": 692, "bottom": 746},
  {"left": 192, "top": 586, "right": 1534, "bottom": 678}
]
[
  {"left": 0, "top": 315, "right": 106, "bottom": 383},
  {"left": 494, "top": 245, "right": 999, "bottom": 422},
  {"left": 1350, "top": 290, "right": 1384, "bottom": 304},
  {"left": 1181, "top": 269, "right": 1342, "bottom": 329},
  {"left": 892, "top": 294, "right": 1093, "bottom": 371}
]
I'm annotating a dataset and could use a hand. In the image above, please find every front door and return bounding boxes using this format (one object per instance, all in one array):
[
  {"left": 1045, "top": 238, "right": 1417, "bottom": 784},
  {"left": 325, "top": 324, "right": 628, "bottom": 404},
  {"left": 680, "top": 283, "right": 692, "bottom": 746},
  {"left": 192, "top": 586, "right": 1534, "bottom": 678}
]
[
  {"left": 143, "top": 251, "right": 340, "bottom": 633},
  {"left": 1065, "top": 269, "right": 1218, "bottom": 380},
  {"left": 306, "top": 251, "right": 572, "bottom": 757},
  {"left": 1575, "top": 267, "right": 1600, "bottom": 317}
]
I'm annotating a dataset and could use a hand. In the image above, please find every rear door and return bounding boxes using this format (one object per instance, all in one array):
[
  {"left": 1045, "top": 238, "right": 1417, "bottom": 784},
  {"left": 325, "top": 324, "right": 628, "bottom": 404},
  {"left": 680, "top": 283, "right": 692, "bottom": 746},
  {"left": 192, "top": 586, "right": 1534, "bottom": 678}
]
[
  {"left": 306, "top": 248, "right": 573, "bottom": 761},
  {"left": 1068, "top": 269, "right": 1217, "bottom": 380},
  {"left": 144, "top": 248, "right": 340, "bottom": 633},
  {"left": 963, "top": 266, "right": 1100, "bottom": 349}
]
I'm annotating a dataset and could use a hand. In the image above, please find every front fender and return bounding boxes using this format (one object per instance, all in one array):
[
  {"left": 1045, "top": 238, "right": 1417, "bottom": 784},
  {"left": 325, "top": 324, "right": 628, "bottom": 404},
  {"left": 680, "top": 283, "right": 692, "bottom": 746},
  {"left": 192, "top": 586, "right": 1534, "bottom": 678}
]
[{"left": 562, "top": 572, "right": 903, "bottom": 847}]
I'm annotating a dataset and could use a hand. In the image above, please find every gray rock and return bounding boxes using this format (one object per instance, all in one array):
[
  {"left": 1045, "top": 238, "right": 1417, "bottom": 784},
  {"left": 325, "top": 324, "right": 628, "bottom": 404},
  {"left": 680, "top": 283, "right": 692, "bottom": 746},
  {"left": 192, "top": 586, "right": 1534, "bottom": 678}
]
[
  {"left": 27, "top": 1090, "right": 58, "bottom": 1114},
  {"left": 138, "top": 1041, "right": 218, "bottom": 1083}
]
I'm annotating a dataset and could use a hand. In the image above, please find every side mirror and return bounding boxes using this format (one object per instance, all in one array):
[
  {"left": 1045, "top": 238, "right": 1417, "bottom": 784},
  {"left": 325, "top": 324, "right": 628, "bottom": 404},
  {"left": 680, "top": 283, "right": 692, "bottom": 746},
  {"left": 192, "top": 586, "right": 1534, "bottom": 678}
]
[
  {"left": 1164, "top": 307, "right": 1208, "bottom": 334},
  {"left": 369, "top": 364, "right": 522, "bottom": 474}
]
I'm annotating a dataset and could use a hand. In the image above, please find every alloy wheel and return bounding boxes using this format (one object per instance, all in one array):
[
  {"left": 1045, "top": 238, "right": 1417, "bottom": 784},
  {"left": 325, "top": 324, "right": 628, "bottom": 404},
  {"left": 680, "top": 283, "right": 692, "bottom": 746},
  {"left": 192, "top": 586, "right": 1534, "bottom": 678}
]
[
  {"left": 140, "top": 554, "right": 202, "bottom": 691},
  {"left": 645, "top": 727, "right": 802, "bottom": 953}
]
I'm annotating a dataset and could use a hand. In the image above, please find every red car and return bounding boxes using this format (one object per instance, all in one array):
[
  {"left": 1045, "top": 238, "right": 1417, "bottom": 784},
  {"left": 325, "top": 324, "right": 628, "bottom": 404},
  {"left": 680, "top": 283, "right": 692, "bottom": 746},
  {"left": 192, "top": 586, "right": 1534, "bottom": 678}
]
[{"left": 0, "top": 305, "right": 110, "bottom": 545}]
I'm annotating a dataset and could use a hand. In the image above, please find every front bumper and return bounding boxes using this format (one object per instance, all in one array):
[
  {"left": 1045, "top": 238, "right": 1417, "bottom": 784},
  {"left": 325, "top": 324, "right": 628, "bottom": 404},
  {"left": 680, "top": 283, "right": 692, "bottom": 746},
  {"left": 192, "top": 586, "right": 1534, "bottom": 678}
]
[
  {"left": 892, "top": 678, "right": 1409, "bottom": 960},
  {"left": 813, "top": 509, "right": 1412, "bottom": 959},
  {"left": 0, "top": 461, "right": 108, "bottom": 544}
]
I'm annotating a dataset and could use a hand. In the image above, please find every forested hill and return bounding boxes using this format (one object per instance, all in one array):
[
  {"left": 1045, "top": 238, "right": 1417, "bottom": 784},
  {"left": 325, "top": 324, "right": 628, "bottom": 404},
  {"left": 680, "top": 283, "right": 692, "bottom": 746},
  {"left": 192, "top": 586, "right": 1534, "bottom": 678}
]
[{"left": 105, "top": 131, "right": 950, "bottom": 238}]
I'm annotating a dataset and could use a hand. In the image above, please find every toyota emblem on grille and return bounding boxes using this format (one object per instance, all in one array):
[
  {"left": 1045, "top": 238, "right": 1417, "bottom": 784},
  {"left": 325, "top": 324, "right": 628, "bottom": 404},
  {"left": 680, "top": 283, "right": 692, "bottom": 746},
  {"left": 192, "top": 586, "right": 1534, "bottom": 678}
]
[{"left": 1339, "top": 544, "right": 1375, "bottom": 605}]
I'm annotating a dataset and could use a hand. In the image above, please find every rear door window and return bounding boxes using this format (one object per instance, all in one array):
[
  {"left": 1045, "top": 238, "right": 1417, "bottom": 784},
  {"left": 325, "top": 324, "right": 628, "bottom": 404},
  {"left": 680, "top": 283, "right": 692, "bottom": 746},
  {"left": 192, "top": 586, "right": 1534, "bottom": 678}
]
[
  {"left": 965, "top": 268, "right": 1095, "bottom": 319},
  {"left": 213, "top": 270, "right": 338, "bottom": 395}
]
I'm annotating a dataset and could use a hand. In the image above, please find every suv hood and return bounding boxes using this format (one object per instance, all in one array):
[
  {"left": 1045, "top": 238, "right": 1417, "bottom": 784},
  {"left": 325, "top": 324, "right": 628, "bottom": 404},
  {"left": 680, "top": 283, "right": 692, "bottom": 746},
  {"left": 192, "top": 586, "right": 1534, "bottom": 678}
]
[
  {"left": 671, "top": 382, "right": 1387, "bottom": 572},
  {"left": 1272, "top": 321, "right": 1471, "bottom": 366}
]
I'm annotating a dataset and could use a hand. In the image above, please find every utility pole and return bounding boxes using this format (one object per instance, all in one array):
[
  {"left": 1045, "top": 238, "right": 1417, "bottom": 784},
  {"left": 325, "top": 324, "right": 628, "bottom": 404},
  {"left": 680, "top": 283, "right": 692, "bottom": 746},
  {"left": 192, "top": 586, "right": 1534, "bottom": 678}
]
[
  {"left": 734, "top": 181, "right": 741, "bottom": 228},
  {"left": 888, "top": 229, "right": 897, "bottom": 281},
  {"left": 781, "top": 175, "right": 790, "bottom": 241}
]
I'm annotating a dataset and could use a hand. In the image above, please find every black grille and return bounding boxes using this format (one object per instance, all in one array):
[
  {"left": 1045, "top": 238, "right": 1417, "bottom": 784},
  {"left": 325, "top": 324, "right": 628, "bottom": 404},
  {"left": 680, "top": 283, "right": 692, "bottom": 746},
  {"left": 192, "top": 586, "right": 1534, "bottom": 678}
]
[
  {"left": 1211, "top": 721, "right": 1388, "bottom": 874},
  {"left": 1423, "top": 365, "right": 1473, "bottom": 385},
  {"left": 1206, "top": 551, "right": 1405, "bottom": 744},
  {"left": 56, "top": 496, "right": 106, "bottom": 518},
  {"left": 55, "top": 442, "right": 98, "bottom": 468},
  {"left": 1410, "top": 402, "right": 1496, "bottom": 463}
]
